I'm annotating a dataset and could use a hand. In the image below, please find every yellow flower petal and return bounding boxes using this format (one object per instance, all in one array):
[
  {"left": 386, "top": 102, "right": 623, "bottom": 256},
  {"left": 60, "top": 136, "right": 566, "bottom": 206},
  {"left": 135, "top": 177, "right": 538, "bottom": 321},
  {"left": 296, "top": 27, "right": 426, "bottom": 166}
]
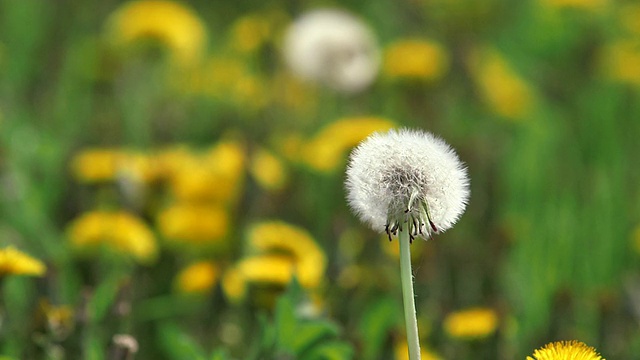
[
  {"left": 248, "top": 221, "right": 325, "bottom": 288},
  {"left": 443, "top": 307, "right": 499, "bottom": 339},
  {"left": 394, "top": 340, "right": 443, "bottom": 360},
  {"left": 105, "top": 0, "right": 207, "bottom": 67},
  {"left": 70, "top": 149, "right": 159, "bottom": 183},
  {"left": 383, "top": 39, "right": 449, "bottom": 80},
  {"left": 158, "top": 203, "right": 229, "bottom": 244},
  {"left": 600, "top": 40, "right": 640, "bottom": 86},
  {"left": 169, "top": 140, "right": 246, "bottom": 203},
  {"left": 229, "top": 13, "right": 272, "bottom": 53},
  {"left": 174, "top": 261, "right": 218, "bottom": 294},
  {"left": 237, "top": 254, "right": 295, "bottom": 285},
  {"left": 249, "top": 148, "right": 288, "bottom": 191},
  {"left": 527, "top": 340, "right": 604, "bottom": 360},
  {"left": 67, "top": 211, "right": 157, "bottom": 263},
  {"left": 303, "top": 117, "right": 395, "bottom": 172},
  {"left": 469, "top": 47, "right": 535, "bottom": 120},
  {"left": 221, "top": 267, "right": 247, "bottom": 301},
  {"left": 0, "top": 246, "right": 46, "bottom": 277}
]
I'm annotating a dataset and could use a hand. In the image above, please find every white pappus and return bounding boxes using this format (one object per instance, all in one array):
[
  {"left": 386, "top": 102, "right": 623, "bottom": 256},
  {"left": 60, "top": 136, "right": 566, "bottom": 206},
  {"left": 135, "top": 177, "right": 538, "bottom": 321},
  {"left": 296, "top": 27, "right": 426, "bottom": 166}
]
[{"left": 345, "top": 128, "right": 470, "bottom": 241}]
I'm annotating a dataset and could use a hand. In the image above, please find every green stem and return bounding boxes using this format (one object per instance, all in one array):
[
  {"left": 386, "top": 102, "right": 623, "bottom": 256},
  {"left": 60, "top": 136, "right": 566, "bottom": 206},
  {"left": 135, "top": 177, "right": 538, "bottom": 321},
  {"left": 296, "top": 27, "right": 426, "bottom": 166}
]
[{"left": 399, "top": 229, "right": 421, "bottom": 360}]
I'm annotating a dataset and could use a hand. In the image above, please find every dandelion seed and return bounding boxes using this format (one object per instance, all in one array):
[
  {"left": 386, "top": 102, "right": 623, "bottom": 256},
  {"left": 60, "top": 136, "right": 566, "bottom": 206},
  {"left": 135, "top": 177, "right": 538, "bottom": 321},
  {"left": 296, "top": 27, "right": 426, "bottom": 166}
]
[
  {"left": 283, "top": 8, "right": 380, "bottom": 93},
  {"left": 345, "top": 128, "right": 470, "bottom": 240}
]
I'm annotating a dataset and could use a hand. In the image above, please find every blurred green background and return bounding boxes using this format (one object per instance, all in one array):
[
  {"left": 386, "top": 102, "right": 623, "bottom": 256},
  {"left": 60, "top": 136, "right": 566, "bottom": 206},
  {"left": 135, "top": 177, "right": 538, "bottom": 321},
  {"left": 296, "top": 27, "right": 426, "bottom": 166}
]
[{"left": 1, "top": 0, "right": 639, "bottom": 359}]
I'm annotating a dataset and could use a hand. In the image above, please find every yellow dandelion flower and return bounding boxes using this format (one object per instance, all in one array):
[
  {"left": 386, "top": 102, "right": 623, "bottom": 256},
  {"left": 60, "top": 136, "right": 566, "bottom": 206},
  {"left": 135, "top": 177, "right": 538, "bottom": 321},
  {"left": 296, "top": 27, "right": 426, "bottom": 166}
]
[
  {"left": 229, "top": 13, "right": 272, "bottom": 53},
  {"left": 303, "top": 117, "right": 396, "bottom": 172},
  {"left": 67, "top": 211, "right": 157, "bottom": 263},
  {"left": 383, "top": 39, "right": 449, "bottom": 81},
  {"left": 239, "top": 254, "right": 295, "bottom": 284},
  {"left": 600, "top": 40, "right": 640, "bottom": 86},
  {"left": 174, "top": 261, "right": 218, "bottom": 294},
  {"left": 221, "top": 254, "right": 295, "bottom": 302},
  {"left": 39, "top": 300, "right": 74, "bottom": 337},
  {"left": 249, "top": 148, "right": 288, "bottom": 191},
  {"left": 0, "top": 246, "right": 46, "bottom": 277},
  {"left": 470, "top": 48, "right": 535, "bottom": 120},
  {"left": 158, "top": 203, "right": 228, "bottom": 244},
  {"left": 70, "top": 149, "right": 127, "bottom": 182},
  {"left": 105, "top": 0, "right": 207, "bottom": 67},
  {"left": 154, "top": 145, "right": 194, "bottom": 179},
  {"left": 70, "top": 149, "right": 158, "bottom": 183},
  {"left": 394, "top": 340, "right": 442, "bottom": 360},
  {"left": 118, "top": 152, "right": 160, "bottom": 183},
  {"left": 527, "top": 340, "right": 604, "bottom": 360},
  {"left": 169, "top": 140, "right": 245, "bottom": 203},
  {"left": 228, "top": 10, "right": 288, "bottom": 53},
  {"left": 248, "top": 221, "right": 326, "bottom": 289},
  {"left": 443, "top": 307, "right": 499, "bottom": 339},
  {"left": 221, "top": 267, "right": 246, "bottom": 301}
]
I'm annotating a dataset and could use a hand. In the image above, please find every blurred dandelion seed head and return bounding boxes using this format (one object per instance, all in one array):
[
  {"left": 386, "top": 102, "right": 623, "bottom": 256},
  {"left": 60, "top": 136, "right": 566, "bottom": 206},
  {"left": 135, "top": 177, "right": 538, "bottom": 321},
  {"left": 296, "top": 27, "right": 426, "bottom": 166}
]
[
  {"left": 345, "top": 129, "right": 469, "bottom": 240},
  {"left": 527, "top": 340, "right": 604, "bottom": 360},
  {"left": 283, "top": 9, "right": 380, "bottom": 93}
]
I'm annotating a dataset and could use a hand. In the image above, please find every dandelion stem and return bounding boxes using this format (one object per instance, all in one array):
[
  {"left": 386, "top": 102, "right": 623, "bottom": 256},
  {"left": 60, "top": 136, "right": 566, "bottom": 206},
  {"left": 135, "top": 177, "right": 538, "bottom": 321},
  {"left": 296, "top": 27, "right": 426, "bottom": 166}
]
[{"left": 399, "top": 228, "right": 421, "bottom": 360}]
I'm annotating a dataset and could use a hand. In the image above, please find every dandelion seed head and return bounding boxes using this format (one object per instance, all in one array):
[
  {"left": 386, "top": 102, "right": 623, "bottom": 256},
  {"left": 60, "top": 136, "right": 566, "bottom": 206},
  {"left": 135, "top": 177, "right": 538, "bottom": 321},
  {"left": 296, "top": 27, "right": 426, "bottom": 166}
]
[
  {"left": 283, "top": 9, "right": 380, "bottom": 93},
  {"left": 345, "top": 129, "right": 470, "bottom": 239}
]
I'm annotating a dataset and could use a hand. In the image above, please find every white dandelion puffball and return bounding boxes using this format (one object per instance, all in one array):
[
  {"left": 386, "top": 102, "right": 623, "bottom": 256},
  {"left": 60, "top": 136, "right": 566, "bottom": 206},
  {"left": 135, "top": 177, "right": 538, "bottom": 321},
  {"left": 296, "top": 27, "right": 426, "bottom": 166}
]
[
  {"left": 345, "top": 129, "right": 470, "bottom": 240},
  {"left": 283, "top": 8, "right": 380, "bottom": 93}
]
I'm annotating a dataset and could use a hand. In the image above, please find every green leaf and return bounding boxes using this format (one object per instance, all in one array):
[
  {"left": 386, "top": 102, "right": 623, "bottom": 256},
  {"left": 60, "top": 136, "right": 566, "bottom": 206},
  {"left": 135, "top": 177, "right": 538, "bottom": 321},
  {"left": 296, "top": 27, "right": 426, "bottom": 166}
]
[
  {"left": 87, "top": 273, "right": 125, "bottom": 323},
  {"left": 358, "top": 296, "right": 400, "bottom": 360},
  {"left": 291, "top": 320, "right": 339, "bottom": 355},
  {"left": 303, "top": 340, "right": 354, "bottom": 360},
  {"left": 157, "top": 323, "right": 207, "bottom": 360},
  {"left": 273, "top": 285, "right": 299, "bottom": 352},
  {"left": 85, "top": 331, "right": 106, "bottom": 360},
  {"left": 209, "top": 348, "right": 231, "bottom": 360}
]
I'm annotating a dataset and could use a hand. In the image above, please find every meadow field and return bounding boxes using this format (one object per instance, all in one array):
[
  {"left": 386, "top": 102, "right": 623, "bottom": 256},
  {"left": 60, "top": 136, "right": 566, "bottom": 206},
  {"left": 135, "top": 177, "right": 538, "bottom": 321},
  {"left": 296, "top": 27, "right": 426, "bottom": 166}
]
[{"left": 0, "top": 0, "right": 639, "bottom": 359}]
